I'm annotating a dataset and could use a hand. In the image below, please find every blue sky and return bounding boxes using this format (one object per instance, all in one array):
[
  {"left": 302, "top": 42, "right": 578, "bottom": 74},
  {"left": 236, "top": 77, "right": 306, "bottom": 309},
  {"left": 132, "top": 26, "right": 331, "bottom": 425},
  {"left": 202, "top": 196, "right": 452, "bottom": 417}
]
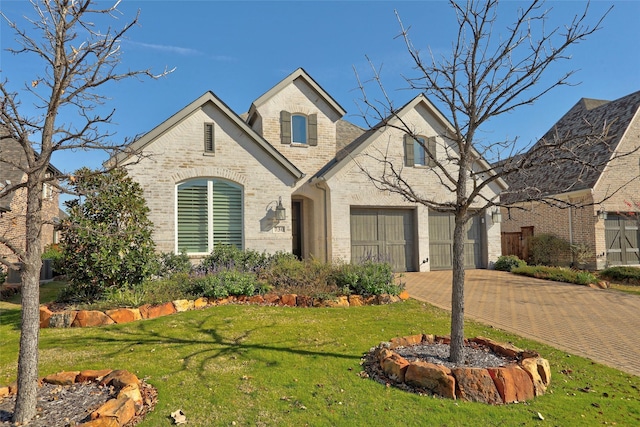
[{"left": 1, "top": 0, "right": 639, "bottom": 180}]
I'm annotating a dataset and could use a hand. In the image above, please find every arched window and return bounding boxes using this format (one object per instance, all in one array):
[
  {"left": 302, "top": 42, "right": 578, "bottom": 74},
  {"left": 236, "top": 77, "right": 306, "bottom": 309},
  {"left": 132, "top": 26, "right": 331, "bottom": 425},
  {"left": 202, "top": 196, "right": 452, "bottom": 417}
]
[{"left": 176, "top": 179, "right": 242, "bottom": 254}]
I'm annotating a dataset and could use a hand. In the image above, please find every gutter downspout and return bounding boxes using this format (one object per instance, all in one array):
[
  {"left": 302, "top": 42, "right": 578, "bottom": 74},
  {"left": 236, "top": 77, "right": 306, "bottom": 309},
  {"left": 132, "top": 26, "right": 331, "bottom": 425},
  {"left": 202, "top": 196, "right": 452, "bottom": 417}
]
[{"left": 311, "top": 177, "right": 330, "bottom": 263}]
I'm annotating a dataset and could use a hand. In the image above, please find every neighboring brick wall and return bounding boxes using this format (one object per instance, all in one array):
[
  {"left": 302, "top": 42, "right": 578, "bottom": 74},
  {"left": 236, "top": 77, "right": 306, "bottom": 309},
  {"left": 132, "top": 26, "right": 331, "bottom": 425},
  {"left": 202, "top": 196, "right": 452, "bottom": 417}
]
[
  {"left": 501, "top": 113, "right": 640, "bottom": 269},
  {"left": 0, "top": 175, "right": 60, "bottom": 265},
  {"left": 500, "top": 193, "right": 599, "bottom": 267}
]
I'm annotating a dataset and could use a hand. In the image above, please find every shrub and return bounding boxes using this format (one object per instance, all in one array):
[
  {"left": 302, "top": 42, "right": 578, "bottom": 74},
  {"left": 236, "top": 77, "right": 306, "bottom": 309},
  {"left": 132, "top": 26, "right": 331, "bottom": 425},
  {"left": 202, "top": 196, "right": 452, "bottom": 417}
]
[
  {"left": 199, "top": 245, "right": 271, "bottom": 273},
  {"left": 528, "top": 234, "right": 571, "bottom": 266},
  {"left": 258, "top": 256, "right": 338, "bottom": 298},
  {"left": 599, "top": 266, "right": 640, "bottom": 285},
  {"left": 494, "top": 255, "right": 526, "bottom": 272},
  {"left": 333, "top": 261, "right": 403, "bottom": 296},
  {"left": 42, "top": 244, "right": 64, "bottom": 276},
  {"left": 570, "top": 243, "right": 593, "bottom": 267},
  {"left": 511, "top": 265, "right": 598, "bottom": 286},
  {"left": 156, "top": 252, "right": 192, "bottom": 278},
  {"left": 0, "top": 269, "right": 6, "bottom": 285},
  {"left": 60, "top": 167, "right": 156, "bottom": 301},
  {"left": 187, "top": 270, "right": 258, "bottom": 299}
]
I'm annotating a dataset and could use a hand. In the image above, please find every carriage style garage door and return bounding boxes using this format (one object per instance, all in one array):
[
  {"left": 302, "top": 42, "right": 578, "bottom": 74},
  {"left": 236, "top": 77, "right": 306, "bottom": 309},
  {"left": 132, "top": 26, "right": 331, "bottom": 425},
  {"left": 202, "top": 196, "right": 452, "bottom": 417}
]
[
  {"left": 428, "top": 211, "right": 484, "bottom": 270},
  {"left": 350, "top": 208, "right": 415, "bottom": 272},
  {"left": 605, "top": 213, "right": 640, "bottom": 265}
]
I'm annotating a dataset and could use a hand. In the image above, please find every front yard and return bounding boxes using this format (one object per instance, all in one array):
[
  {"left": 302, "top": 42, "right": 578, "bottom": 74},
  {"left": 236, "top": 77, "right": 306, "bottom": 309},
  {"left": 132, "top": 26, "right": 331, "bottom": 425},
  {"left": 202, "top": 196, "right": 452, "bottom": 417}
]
[{"left": 1, "top": 282, "right": 639, "bottom": 426}]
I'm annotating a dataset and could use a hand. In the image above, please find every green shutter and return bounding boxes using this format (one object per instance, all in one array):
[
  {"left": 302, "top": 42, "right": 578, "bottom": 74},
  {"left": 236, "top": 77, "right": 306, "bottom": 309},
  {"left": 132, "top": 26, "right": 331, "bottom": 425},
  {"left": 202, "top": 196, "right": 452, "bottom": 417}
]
[
  {"left": 427, "top": 136, "right": 436, "bottom": 166},
  {"left": 308, "top": 114, "right": 318, "bottom": 146},
  {"left": 177, "top": 182, "right": 208, "bottom": 253},
  {"left": 212, "top": 180, "right": 242, "bottom": 248},
  {"left": 404, "top": 134, "right": 414, "bottom": 166},
  {"left": 280, "top": 110, "right": 291, "bottom": 144}
]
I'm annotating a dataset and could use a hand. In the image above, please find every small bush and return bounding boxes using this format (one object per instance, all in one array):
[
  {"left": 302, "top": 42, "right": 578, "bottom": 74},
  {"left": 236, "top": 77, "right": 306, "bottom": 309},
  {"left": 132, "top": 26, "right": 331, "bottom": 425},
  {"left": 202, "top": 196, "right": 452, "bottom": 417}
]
[
  {"left": 528, "top": 234, "right": 571, "bottom": 266},
  {"left": 0, "top": 268, "right": 6, "bottom": 285},
  {"left": 599, "top": 266, "right": 640, "bottom": 285},
  {"left": 511, "top": 265, "right": 598, "bottom": 286},
  {"left": 259, "top": 256, "right": 338, "bottom": 298},
  {"left": 156, "top": 252, "right": 192, "bottom": 278},
  {"left": 494, "top": 255, "right": 526, "bottom": 272},
  {"left": 333, "top": 261, "right": 403, "bottom": 296},
  {"left": 187, "top": 270, "right": 258, "bottom": 299},
  {"left": 42, "top": 244, "right": 64, "bottom": 276},
  {"left": 199, "top": 245, "right": 271, "bottom": 273}
]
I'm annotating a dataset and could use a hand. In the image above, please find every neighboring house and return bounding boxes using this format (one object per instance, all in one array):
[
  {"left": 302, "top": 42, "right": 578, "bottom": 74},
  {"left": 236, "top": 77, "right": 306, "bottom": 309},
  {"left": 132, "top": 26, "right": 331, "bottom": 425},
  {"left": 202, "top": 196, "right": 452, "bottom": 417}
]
[
  {"left": 0, "top": 134, "right": 62, "bottom": 271},
  {"left": 500, "top": 90, "right": 640, "bottom": 269},
  {"left": 112, "top": 68, "right": 505, "bottom": 272}
]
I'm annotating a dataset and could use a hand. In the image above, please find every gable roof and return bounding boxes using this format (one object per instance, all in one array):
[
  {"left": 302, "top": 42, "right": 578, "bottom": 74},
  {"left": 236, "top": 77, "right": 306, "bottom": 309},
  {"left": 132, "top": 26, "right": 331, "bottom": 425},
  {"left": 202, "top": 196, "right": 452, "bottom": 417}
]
[
  {"left": 108, "top": 91, "right": 305, "bottom": 181},
  {"left": 246, "top": 68, "right": 347, "bottom": 124},
  {"left": 314, "top": 94, "right": 508, "bottom": 190},
  {"left": 502, "top": 90, "right": 640, "bottom": 202}
]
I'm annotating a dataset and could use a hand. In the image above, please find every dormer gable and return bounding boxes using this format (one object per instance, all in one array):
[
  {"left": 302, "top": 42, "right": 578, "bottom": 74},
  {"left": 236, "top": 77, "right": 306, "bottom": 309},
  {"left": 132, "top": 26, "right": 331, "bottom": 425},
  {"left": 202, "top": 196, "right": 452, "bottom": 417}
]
[{"left": 245, "top": 68, "right": 349, "bottom": 176}]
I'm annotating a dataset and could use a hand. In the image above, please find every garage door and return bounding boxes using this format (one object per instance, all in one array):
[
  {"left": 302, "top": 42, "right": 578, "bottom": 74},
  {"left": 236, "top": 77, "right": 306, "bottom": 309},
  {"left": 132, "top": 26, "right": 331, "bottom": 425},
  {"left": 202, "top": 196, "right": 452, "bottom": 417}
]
[
  {"left": 605, "top": 213, "right": 640, "bottom": 265},
  {"left": 429, "top": 211, "right": 484, "bottom": 270},
  {"left": 350, "top": 208, "right": 415, "bottom": 272}
]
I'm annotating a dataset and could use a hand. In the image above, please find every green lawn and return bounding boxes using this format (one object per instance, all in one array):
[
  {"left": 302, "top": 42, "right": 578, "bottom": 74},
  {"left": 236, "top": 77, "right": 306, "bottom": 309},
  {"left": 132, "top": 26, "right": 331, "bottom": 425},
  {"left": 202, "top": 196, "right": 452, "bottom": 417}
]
[{"left": 1, "top": 287, "right": 639, "bottom": 426}]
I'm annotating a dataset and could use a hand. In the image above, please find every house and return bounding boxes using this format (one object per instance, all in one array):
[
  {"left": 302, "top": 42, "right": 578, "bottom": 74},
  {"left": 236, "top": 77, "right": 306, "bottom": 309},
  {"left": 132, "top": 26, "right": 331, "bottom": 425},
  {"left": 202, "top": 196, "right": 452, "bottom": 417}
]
[
  {"left": 0, "top": 134, "right": 62, "bottom": 276},
  {"left": 500, "top": 90, "right": 640, "bottom": 269},
  {"left": 112, "top": 68, "right": 505, "bottom": 271}
]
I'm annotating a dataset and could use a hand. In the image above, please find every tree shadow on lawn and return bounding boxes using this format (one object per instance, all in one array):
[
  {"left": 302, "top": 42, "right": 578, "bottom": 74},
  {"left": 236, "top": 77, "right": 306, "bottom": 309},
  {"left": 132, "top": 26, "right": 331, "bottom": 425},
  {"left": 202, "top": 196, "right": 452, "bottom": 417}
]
[
  {"left": 42, "top": 311, "right": 360, "bottom": 380},
  {"left": 0, "top": 306, "right": 21, "bottom": 329}
]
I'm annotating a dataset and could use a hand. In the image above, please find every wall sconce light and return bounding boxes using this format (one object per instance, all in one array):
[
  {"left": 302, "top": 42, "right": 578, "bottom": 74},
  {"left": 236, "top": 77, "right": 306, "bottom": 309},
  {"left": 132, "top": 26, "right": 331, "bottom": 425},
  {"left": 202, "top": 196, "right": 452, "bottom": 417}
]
[
  {"left": 596, "top": 208, "right": 607, "bottom": 221},
  {"left": 275, "top": 197, "right": 286, "bottom": 221},
  {"left": 491, "top": 209, "right": 502, "bottom": 224}
]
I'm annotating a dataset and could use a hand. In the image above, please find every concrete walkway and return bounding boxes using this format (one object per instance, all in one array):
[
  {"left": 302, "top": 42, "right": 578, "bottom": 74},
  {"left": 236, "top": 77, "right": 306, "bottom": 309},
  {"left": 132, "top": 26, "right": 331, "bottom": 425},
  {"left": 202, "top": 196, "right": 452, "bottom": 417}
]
[{"left": 403, "top": 270, "right": 640, "bottom": 377}]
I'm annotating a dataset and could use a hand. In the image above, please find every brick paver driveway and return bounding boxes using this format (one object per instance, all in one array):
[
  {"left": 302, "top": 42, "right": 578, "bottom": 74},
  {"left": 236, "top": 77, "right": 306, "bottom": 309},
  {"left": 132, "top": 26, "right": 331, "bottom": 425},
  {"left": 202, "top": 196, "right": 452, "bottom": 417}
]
[{"left": 403, "top": 270, "right": 640, "bottom": 377}]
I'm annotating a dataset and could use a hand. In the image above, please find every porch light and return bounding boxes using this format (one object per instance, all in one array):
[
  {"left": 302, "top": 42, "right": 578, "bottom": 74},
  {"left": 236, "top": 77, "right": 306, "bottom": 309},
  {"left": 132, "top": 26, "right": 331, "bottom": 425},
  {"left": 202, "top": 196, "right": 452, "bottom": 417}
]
[
  {"left": 596, "top": 208, "right": 607, "bottom": 221},
  {"left": 491, "top": 209, "right": 502, "bottom": 224},
  {"left": 275, "top": 197, "right": 286, "bottom": 221}
]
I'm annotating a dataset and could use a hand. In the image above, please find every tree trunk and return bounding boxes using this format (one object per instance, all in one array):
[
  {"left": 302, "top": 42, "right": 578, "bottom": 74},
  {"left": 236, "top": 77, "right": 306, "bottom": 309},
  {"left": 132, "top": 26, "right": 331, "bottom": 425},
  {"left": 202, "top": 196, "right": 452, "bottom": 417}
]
[
  {"left": 449, "top": 215, "right": 466, "bottom": 363},
  {"left": 13, "top": 182, "right": 43, "bottom": 424}
]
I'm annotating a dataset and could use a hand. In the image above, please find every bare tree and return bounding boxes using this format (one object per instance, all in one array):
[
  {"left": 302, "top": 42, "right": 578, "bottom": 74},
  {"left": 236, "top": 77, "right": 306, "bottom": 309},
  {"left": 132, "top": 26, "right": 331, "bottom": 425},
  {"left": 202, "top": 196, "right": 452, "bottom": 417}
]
[
  {"left": 354, "top": 0, "right": 625, "bottom": 363},
  {"left": 0, "top": 0, "right": 170, "bottom": 422}
]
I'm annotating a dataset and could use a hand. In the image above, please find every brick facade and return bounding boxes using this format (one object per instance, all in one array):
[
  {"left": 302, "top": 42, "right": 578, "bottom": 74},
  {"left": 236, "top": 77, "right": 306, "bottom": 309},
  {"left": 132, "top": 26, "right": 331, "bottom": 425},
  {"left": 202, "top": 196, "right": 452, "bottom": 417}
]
[
  {"left": 121, "top": 69, "right": 505, "bottom": 270},
  {"left": 501, "top": 91, "right": 640, "bottom": 269},
  {"left": 0, "top": 175, "right": 60, "bottom": 266}
]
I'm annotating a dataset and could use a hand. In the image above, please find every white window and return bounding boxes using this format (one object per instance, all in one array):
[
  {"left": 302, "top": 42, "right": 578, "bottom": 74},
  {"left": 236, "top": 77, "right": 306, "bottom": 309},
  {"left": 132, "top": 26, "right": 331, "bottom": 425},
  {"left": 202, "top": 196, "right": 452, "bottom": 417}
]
[{"left": 176, "top": 179, "right": 242, "bottom": 254}]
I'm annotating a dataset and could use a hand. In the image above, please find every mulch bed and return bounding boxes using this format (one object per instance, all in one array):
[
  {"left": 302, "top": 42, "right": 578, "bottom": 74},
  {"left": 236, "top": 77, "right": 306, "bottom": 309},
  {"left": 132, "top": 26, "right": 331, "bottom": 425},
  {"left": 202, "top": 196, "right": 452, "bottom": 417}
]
[{"left": 0, "top": 380, "right": 157, "bottom": 426}]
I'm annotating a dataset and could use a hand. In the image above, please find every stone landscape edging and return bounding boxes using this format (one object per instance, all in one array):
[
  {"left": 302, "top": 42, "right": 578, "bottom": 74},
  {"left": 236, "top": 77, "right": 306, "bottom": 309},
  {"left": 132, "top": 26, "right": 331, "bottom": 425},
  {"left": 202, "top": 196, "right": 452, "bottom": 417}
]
[
  {"left": 374, "top": 334, "right": 551, "bottom": 404},
  {"left": 0, "top": 369, "right": 145, "bottom": 426},
  {"left": 39, "top": 291, "right": 411, "bottom": 329}
]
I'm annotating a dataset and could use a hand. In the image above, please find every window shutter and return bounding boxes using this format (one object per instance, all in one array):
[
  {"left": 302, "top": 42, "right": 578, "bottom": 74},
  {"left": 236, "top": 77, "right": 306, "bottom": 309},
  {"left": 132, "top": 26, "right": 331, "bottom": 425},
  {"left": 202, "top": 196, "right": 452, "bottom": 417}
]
[
  {"left": 280, "top": 110, "right": 291, "bottom": 144},
  {"left": 404, "top": 134, "right": 414, "bottom": 166},
  {"left": 177, "top": 182, "right": 209, "bottom": 253},
  {"left": 212, "top": 181, "right": 242, "bottom": 248},
  {"left": 427, "top": 137, "right": 437, "bottom": 166},
  {"left": 204, "top": 123, "right": 214, "bottom": 153},
  {"left": 308, "top": 114, "right": 318, "bottom": 146}
]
